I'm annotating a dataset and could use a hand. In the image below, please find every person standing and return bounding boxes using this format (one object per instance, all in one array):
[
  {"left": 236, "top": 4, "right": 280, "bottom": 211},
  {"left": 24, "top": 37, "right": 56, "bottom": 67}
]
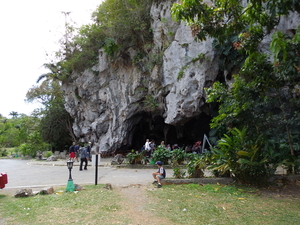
[
  {"left": 166, "top": 144, "right": 171, "bottom": 150},
  {"left": 145, "top": 139, "right": 151, "bottom": 158},
  {"left": 150, "top": 140, "right": 156, "bottom": 155},
  {"left": 79, "top": 145, "right": 88, "bottom": 171},
  {"left": 69, "top": 142, "right": 76, "bottom": 161},
  {"left": 74, "top": 143, "right": 80, "bottom": 162},
  {"left": 159, "top": 141, "right": 165, "bottom": 148},
  {"left": 152, "top": 161, "right": 166, "bottom": 188},
  {"left": 86, "top": 142, "right": 92, "bottom": 162}
]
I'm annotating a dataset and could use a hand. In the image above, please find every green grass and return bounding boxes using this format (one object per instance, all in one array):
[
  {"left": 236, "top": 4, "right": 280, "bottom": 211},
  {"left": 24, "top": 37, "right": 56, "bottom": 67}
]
[
  {"left": 0, "top": 185, "right": 129, "bottom": 225},
  {"left": 147, "top": 184, "right": 300, "bottom": 225},
  {"left": 1, "top": 184, "right": 299, "bottom": 225}
]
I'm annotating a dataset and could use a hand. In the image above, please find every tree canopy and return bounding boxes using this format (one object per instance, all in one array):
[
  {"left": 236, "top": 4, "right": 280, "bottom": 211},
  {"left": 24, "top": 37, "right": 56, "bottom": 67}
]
[{"left": 172, "top": 0, "right": 300, "bottom": 180}]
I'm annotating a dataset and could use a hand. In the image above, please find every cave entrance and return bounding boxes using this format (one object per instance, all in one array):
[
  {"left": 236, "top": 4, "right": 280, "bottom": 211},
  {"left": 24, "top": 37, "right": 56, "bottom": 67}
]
[{"left": 125, "top": 112, "right": 211, "bottom": 152}]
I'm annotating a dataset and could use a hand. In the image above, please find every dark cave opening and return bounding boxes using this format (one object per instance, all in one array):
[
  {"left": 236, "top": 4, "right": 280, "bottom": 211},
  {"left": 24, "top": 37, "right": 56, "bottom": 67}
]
[{"left": 124, "top": 111, "right": 211, "bottom": 152}]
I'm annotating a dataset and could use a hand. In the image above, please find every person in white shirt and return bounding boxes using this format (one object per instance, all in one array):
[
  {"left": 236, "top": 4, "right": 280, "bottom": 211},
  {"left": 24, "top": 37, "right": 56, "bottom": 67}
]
[{"left": 145, "top": 139, "right": 151, "bottom": 157}]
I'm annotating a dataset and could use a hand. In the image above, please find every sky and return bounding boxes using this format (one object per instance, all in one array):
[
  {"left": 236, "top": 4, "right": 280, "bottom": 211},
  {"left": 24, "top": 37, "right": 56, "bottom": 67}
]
[{"left": 0, "top": 0, "right": 103, "bottom": 118}]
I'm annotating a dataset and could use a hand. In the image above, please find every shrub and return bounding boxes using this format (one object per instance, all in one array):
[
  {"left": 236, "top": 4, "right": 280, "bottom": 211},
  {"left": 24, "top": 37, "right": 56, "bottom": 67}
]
[
  {"left": 172, "top": 166, "right": 186, "bottom": 179},
  {"left": 171, "top": 148, "right": 186, "bottom": 165},
  {"left": 186, "top": 153, "right": 206, "bottom": 178},
  {"left": 19, "top": 131, "right": 49, "bottom": 158},
  {"left": 209, "top": 127, "right": 272, "bottom": 186},
  {"left": 152, "top": 146, "right": 172, "bottom": 165},
  {"left": 126, "top": 150, "right": 145, "bottom": 164},
  {"left": 44, "top": 151, "right": 53, "bottom": 158},
  {"left": 0, "top": 148, "right": 8, "bottom": 157}
]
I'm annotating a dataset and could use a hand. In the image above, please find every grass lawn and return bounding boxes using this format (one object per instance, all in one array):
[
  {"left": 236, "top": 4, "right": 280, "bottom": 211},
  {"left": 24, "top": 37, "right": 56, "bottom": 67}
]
[
  {"left": 0, "top": 183, "right": 299, "bottom": 225},
  {"left": 148, "top": 184, "right": 300, "bottom": 225},
  {"left": 0, "top": 185, "right": 128, "bottom": 225}
]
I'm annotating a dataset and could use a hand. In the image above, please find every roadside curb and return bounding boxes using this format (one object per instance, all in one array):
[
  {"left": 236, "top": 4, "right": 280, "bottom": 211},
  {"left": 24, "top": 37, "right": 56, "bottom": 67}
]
[
  {"left": 163, "top": 177, "right": 234, "bottom": 185},
  {"left": 162, "top": 174, "right": 300, "bottom": 186}
]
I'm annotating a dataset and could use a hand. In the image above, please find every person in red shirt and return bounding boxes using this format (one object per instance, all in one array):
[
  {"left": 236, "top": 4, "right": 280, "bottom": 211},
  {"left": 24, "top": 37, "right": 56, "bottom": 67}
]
[{"left": 69, "top": 142, "right": 76, "bottom": 161}]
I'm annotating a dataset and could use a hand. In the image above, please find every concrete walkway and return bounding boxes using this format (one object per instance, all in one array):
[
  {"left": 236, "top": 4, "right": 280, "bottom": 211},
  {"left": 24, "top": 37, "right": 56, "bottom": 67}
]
[{"left": 0, "top": 158, "right": 173, "bottom": 191}]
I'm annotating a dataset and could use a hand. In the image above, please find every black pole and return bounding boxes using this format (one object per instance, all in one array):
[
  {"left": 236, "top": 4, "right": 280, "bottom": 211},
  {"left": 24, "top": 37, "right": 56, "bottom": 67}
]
[
  {"left": 68, "top": 168, "right": 72, "bottom": 181},
  {"left": 95, "top": 154, "right": 99, "bottom": 185}
]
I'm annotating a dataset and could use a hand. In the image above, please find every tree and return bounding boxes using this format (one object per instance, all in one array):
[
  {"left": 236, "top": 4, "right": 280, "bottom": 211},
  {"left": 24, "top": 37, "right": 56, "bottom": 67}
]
[
  {"left": 39, "top": 100, "right": 75, "bottom": 151},
  {"left": 0, "top": 114, "right": 41, "bottom": 148},
  {"left": 9, "top": 111, "right": 19, "bottom": 119},
  {"left": 19, "top": 131, "right": 49, "bottom": 158},
  {"left": 171, "top": 0, "right": 300, "bottom": 177},
  {"left": 27, "top": 72, "right": 75, "bottom": 151},
  {"left": 51, "top": 0, "right": 154, "bottom": 79},
  {"left": 172, "top": 0, "right": 300, "bottom": 46}
]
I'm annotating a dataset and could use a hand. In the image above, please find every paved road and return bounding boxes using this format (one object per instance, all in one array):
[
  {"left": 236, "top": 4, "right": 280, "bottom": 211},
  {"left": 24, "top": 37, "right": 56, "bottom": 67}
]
[{"left": 0, "top": 158, "right": 173, "bottom": 190}]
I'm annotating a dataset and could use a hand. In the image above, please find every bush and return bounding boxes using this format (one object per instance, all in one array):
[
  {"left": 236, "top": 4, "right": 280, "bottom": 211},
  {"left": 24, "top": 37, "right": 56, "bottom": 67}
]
[
  {"left": 152, "top": 146, "right": 172, "bottom": 165},
  {"left": 126, "top": 150, "right": 145, "bottom": 164},
  {"left": 44, "top": 151, "right": 53, "bottom": 158},
  {"left": 172, "top": 166, "right": 186, "bottom": 179},
  {"left": 209, "top": 127, "right": 272, "bottom": 186},
  {"left": 19, "top": 143, "right": 34, "bottom": 158},
  {"left": 186, "top": 153, "right": 206, "bottom": 178},
  {"left": 19, "top": 131, "right": 49, "bottom": 158},
  {"left": 171, "top": 148, "right": 186, "bottom": 165},
  {"left": 0, "top": 149, "right": 8, "bottom": 157}
]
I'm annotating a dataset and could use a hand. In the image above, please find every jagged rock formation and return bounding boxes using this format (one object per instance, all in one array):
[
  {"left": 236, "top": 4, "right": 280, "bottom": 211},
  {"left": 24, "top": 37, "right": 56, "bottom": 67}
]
[
  {"left": 62, "top": 1, "right": 300, "bottom": 154},
  {"left": 62, "top": 1, "right": 217, "bottom": 153}
]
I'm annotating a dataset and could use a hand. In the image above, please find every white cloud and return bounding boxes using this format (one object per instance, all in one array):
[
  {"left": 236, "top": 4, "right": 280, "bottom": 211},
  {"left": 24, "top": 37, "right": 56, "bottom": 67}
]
[{"left": 0, "top": 0, "right": 103, "bottom": 117}]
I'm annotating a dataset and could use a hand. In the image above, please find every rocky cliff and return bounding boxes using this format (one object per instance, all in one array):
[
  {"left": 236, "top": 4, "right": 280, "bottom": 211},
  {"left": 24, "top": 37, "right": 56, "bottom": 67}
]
[{"left": 62, "top": 1, "right": 300, "bottom": 154}]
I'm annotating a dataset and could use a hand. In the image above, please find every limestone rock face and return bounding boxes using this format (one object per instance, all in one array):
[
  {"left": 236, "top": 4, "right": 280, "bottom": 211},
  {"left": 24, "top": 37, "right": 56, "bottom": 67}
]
[
  {"left": 62, "top": 1, "right": 218, "bottom": 153},
  {"left": 61, "top": 1, "right": 299, "bottom": 154}
]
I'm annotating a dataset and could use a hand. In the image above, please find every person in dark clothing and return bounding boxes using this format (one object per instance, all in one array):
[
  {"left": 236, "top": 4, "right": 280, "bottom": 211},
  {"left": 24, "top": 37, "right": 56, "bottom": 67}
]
[
  {"left": 86, "top": 142, "right": 92, "bottom": 162},
  {"left": 74, "top": 144, "right": 80, "bottom": 162},
  {"left": 79, "top": 146, "right": 88, "bottom": 171},
  {"left": 150, "top": 140, "right": 156, "bottom": 155}
]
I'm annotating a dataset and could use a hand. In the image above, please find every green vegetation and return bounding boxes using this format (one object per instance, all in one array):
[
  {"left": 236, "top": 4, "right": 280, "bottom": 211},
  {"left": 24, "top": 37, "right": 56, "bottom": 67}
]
[
  {"left": 172, "top": 0, "right": 300, "bottom": 184},
  {"left": 177, "top": 53, "right": 207, "bottom": 80},
  {"left": 125, "top": 149, "right": 146, "bottom": 164},
  {"left": 0, "top": 114, "right": 49, "bottom": 158},
  {"left": 151, "top": 145, "right": 172, "bottom": 165},
  {"left": 0, "top": 185, "right": 125, "bottom": 225},
  {"left": 209, "top": 127, "right": 272, "bottom": 186},
  {"left": 1, "top": 184, "right": 299, "bottom": 225},
  {"left": 26, "top": 74, "right": 75, "bottom": 152},
  {"left": 50, "top": 0, "right": 155, "bottom": 81},
  {"left": 177, "top": 65, "right": 188, "bottom": 80},
  {"left": 143, "top": 94, "right": 159, "bottom": 110},
  {"left": 0, "top": 68, "right": 74, "bottom": 156},
  {"left": 6, "top": 0, "right": 159, "bottom": 156},
  {"left": 149, "top": 184, "right": 300, "bottom": 225},
  {"left": 3, "top": 0, "right": 300, "bottom": 188}
]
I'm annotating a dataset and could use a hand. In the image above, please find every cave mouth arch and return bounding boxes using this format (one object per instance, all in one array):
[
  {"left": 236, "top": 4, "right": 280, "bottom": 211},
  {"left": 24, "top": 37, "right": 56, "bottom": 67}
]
[{"left": 120, "top": 112, "right": 211, "bottom": 153}]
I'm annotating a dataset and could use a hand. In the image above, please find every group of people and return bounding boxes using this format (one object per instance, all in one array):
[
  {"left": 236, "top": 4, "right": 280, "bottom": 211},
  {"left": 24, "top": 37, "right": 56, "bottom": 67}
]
[
  {"left": 69, "top": 139, "right": 167, "bottom": 188},
  {"left": 69, "top": 142, "right": 92, "bottom": 171},
  {"left": 149, "top": 139, "right": 205, "bottom": 188},
  {"left": 68, "top": 139, "right": 202, "bottom": 189},
  {"left": 143, "top": 139, "right": 156, "bottom": 157},
  {"left": 184, "top": 140, "right": 203, "bottom": 154},
  {"left": 142, "top": 139, "right": 203, "bottom": 156}
]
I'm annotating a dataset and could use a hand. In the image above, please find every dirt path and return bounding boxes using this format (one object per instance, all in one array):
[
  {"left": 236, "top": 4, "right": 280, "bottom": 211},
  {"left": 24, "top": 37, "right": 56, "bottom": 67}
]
[{"left": 114, "top": 184, "right": 176, "bottom": 225}]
